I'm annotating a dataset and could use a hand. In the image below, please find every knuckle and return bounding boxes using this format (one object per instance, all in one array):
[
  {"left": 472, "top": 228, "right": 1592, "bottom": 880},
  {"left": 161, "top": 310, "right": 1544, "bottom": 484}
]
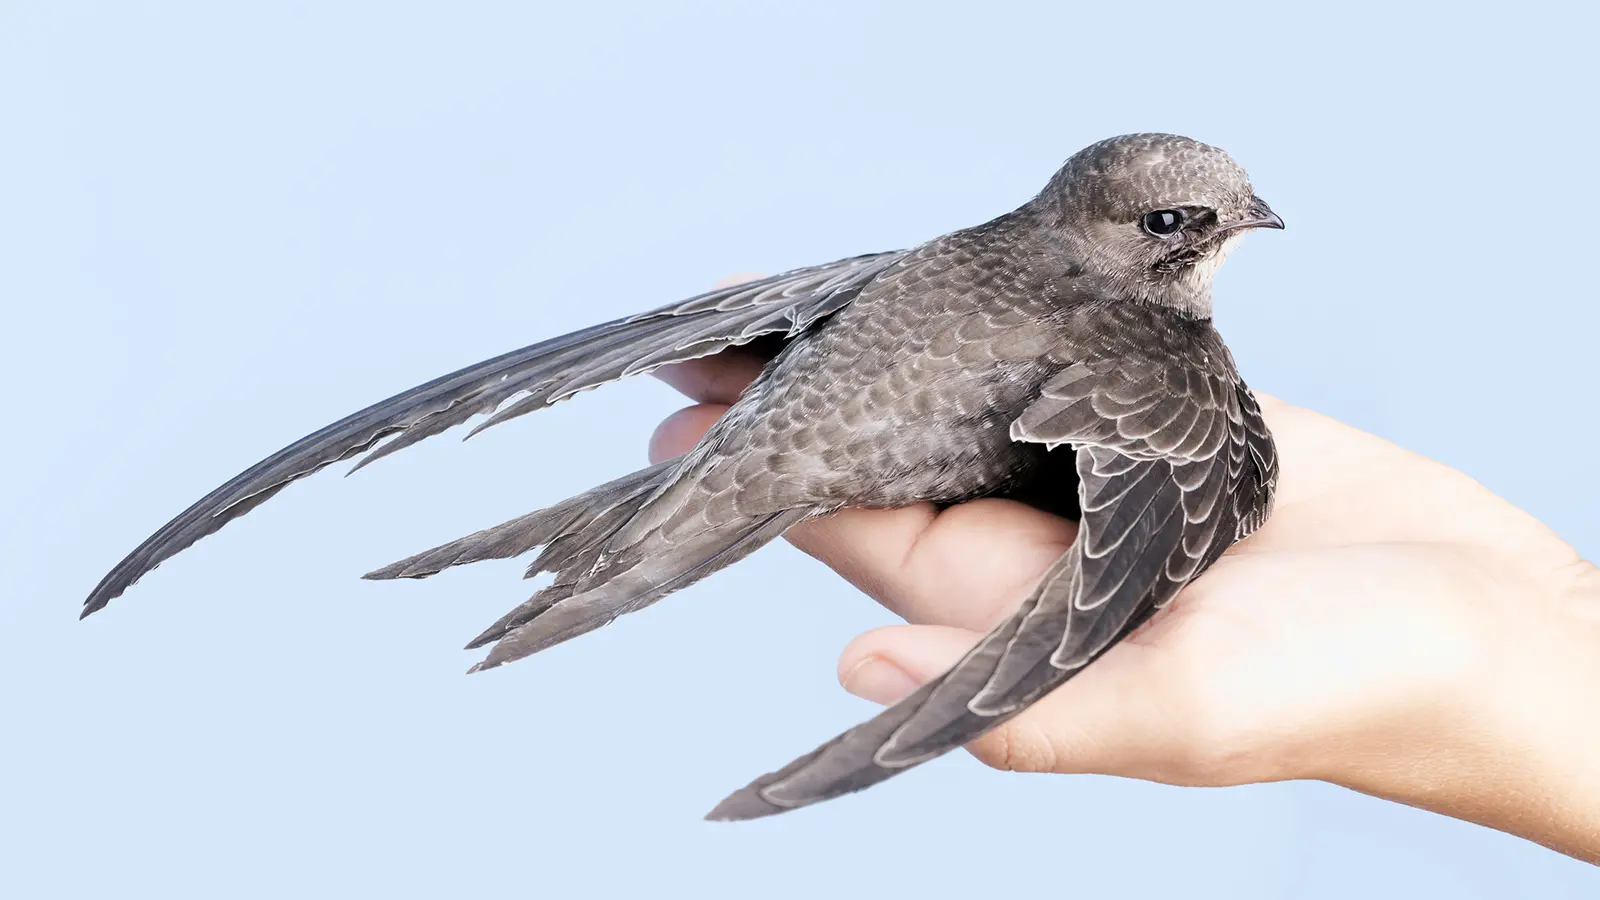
[{"left": 974, "top": 718, "right": 1059, "bottom": 774}]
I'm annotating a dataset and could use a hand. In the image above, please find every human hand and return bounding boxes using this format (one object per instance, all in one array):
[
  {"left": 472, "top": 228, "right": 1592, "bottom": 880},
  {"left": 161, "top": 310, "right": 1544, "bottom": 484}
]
[{"left": 648, "top": 280, "right": 1600, "bottom": 862}]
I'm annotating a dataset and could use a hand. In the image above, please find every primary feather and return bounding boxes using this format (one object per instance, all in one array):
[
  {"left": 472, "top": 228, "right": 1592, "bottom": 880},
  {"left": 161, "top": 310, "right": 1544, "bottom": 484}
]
[
  {"left": 81, "top": 253, "right": 900, "bottom": 616},
  {"left": 84, "top": 133, "right": 1282, "bottom": 820}
]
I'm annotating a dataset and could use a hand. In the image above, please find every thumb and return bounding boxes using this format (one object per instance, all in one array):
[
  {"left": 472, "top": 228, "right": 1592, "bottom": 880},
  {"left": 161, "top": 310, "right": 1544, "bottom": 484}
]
[
  {"left": 836, "top": 624, "right": 1202, "bottom": 780},
  {"left": 835, "top": 624, "right": 1067, "bottom": 774},
  {"left": 837, "top": 624, "right": 978, "bottom": 705}
]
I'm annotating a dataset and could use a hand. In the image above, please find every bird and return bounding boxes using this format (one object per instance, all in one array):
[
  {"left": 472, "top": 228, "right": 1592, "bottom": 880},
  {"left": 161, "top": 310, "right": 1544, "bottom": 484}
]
[{"left": 82, "top": 132, "right": 1283, "bottom": 820}]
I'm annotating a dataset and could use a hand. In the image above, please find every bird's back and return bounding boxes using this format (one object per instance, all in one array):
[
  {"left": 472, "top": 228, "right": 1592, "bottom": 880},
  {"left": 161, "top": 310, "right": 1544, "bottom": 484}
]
[{"left": 706, "top": 211, "right": 1121, "bottom": 511}]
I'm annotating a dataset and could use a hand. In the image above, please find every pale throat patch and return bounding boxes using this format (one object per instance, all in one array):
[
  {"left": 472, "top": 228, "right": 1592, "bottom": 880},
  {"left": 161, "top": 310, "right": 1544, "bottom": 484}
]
[{"left": 1186, "top": 231, "right": 1245, "bottom": 289}]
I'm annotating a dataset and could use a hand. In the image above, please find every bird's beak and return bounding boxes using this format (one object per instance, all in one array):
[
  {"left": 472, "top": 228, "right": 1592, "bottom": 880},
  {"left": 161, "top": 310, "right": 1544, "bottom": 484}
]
[{"left": 1217, "top": 196, "right": 1285, "bottom": 234}]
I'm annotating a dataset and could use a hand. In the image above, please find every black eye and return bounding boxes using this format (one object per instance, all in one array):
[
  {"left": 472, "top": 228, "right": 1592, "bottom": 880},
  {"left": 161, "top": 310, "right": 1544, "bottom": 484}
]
[{"left": 1141, "top": 209, "right": 1185, "bottom": 237}]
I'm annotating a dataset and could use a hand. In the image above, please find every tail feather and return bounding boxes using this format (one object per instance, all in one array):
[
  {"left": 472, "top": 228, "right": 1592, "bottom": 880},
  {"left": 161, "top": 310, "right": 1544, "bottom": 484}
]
[
  {"left": 83, "top": 249, "right": 903, "bottom": 617},
  {"left": 362, "top": 461, "right": 676, "bottom": 581},
  {"left": 468, "top": 509, "right": 809, "bottom": 672},
  {"left": 464, "top": 558, "right": 594, "bottom": 649},
  {"left": 366, "top": 458, "right": 810, "bottom": 673},
  {"left": 523, "top": 481, "right": 661, "bottom": 579}
]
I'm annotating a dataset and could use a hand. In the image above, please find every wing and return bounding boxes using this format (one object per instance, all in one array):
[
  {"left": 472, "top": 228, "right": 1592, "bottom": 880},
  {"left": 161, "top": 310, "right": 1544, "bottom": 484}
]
[
  {"left": 82, "top": 252, "right": 904, "bottom": 616},
  {"left": 708, "top": 355, "right": 1277, "bottom": 820}
]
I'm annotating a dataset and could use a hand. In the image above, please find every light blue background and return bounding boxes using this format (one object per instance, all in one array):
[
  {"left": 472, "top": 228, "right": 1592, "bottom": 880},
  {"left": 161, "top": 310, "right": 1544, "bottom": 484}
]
[{"left": 3, "top": 1, "right": 1596, "bottom": 896}]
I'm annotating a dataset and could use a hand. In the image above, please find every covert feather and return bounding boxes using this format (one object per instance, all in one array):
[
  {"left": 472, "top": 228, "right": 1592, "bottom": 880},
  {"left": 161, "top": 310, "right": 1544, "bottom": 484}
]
[{"left": 84, "top": 133, "right": 1283, "bottom": 819}]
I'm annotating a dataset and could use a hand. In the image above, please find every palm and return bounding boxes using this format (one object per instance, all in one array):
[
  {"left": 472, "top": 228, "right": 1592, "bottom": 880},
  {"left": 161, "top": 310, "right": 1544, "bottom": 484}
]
[
  {"left": 855, "top": 396, "right": 1581, "bottom": 782},
  {"left": 652, "top": 348, "right": 1583, "bottom": 782}
]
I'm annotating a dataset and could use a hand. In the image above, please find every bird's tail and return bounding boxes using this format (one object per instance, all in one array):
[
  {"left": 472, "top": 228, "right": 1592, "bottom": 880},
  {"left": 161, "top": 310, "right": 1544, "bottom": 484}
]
[
  {"left": 365, "top": 461, "right": 807, "bottom": 671},
  {"left": 363, "top": 459, "right": 679, "bottom": 582}
]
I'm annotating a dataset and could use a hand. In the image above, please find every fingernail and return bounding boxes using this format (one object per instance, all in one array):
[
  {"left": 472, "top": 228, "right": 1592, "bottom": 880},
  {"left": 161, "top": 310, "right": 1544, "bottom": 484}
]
[{"left": 841, "top": 656, "right": 920, "bottom": 705}]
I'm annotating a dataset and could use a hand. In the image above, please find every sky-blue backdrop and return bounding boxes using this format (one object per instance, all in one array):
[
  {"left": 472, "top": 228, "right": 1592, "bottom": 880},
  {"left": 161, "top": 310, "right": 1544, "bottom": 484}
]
[{"left": 3, "top": 1, "right": 1596, "bottom": 896}]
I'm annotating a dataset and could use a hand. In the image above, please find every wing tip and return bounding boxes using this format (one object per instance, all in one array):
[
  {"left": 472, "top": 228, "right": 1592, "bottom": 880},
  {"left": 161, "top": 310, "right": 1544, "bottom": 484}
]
[
  {"left": 360, "top": 560, "right": 427, "bottom": 581},
  {"left": 362, "top": 543, "right": 480, "bottom": 580},
  {"left": 703, "top": 786, "right": 789, "bottom": 822},
  {"left": 80, "top": 577, "right": 130, "bottom": 619}
]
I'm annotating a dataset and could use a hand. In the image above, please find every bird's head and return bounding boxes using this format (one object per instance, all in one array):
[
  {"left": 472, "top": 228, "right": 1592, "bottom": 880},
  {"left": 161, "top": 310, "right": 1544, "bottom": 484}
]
[{"left": 1036, "top": 133, "right": 1283, "bottom": 318}]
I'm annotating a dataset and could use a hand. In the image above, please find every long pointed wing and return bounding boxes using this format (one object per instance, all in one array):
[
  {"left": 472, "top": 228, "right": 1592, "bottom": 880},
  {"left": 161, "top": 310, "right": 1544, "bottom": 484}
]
[
  {"left": 82, "top": 252, "right": 903, "bottom": 616},
  {"left": 708, "top": 356, "right": 1277, "bottom": 819}
]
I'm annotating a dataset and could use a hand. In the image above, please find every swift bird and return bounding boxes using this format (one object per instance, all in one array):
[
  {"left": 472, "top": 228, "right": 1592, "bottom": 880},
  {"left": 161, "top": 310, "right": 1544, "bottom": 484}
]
[{"left": 83, "top": 133, "right": 1282, "bottom": 819}]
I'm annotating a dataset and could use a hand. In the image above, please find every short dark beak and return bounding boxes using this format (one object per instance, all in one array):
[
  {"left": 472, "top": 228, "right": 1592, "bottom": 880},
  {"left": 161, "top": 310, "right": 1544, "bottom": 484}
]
[{"left": 1217, "top": 195, "right": 1285, "bottom": 234}]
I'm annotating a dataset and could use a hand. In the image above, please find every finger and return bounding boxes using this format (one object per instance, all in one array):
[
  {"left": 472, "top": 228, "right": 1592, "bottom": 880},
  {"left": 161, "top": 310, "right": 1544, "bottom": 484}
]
[
  {"left": 648, "top": 276, "right": 1073, "bottom": 630},
  {"left": 648, "top": 403, "right": 729, "bottom": 464},
  {"left": 652, "top": 351, "right": 769, "bottom": 406},
  {"left": 648, "top": 410, "right": 1073, "bottom": 630},
  {"left": 787, "top": 500, "right": 1074, "bottom": 631},
  {"left": 836, "top": 624, "right": 1209, "bottom": 781},
  {"left": 650, "top": 273, "right": 772, "bottom": 405}
]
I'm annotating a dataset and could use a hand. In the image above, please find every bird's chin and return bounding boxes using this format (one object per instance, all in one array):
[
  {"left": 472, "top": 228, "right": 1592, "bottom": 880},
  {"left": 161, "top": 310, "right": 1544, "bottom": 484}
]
[
  {"left": 1171, "top": 227, "right": 1241, "bottom": 283},
  {"left": 1190, "top": 231, "right": 1245, "bottom": 282},
  {"left": 1153, "top": 230, "right": 1241, "bottom": 280},
  {"left": 1148, "top": 232, "right": 1245, "bottom": 316}
]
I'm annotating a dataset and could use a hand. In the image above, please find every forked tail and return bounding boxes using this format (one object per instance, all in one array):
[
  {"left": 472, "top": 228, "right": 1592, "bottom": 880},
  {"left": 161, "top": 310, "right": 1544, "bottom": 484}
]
[{"left": 366, "top": 461, "right": 807, "bottom": 671}]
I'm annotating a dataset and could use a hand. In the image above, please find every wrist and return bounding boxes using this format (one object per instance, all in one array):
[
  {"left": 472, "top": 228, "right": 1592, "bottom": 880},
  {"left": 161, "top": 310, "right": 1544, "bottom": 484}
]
[
  {"left": 1321, "top": 559, "right": 1600, "bottom": 861},
  {"left": 1471, "top": 562, "right": 1600, "bottom": 860}
]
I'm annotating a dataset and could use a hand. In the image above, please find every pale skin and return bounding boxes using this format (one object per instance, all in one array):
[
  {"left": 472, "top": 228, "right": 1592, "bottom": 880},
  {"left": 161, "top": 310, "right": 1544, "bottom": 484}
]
[{"left": 648, "top": 277, "right": 1600, "bottom": 864}]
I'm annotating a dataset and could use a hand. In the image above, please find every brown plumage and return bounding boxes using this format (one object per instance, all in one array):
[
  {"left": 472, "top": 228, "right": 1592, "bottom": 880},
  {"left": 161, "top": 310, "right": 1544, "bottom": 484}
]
[{"left": 82, "top": 133, "right": 1283, "bottom": 818}]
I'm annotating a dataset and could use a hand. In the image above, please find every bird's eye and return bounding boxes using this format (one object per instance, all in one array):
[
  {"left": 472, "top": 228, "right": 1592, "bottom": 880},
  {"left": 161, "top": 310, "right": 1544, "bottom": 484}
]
[{"left": 1141, "top": 209, "right": 1185, "bottom": 237}]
